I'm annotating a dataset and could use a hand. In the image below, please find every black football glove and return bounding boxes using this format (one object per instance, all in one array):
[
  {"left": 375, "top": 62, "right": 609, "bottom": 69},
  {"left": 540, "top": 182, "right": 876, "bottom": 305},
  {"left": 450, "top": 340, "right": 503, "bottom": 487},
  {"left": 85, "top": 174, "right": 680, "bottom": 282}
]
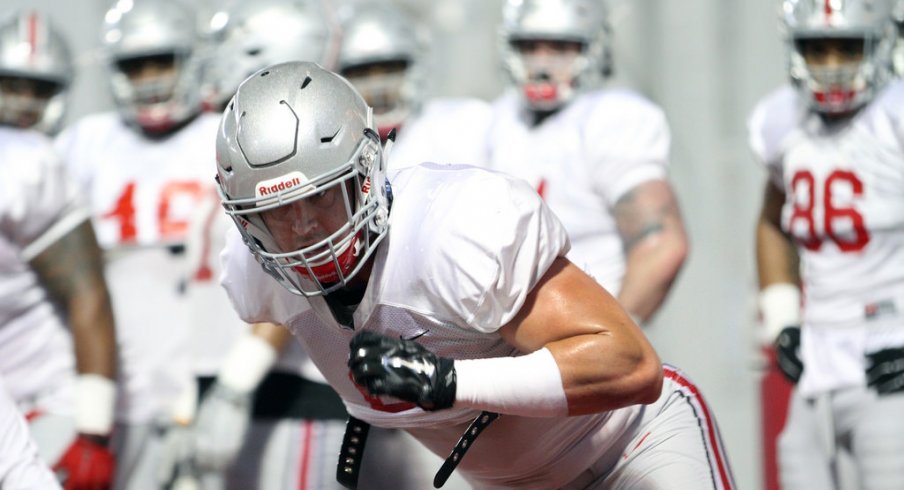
[
  {"left": 866, "top": 347, "right": 904, "bottom": 395},
  {"left": 775, "top": 326, "right": 803, "bottom": 384},
  {"left": 348, "top": 331, "right": 456, "bottom": 411}
]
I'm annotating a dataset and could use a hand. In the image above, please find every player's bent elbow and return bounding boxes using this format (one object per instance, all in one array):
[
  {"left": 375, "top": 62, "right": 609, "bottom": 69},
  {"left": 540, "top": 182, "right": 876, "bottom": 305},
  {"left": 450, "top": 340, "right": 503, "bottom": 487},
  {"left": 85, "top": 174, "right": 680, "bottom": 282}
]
[{"left": 635, "top": 356, "right": 664, "bottom": 405}]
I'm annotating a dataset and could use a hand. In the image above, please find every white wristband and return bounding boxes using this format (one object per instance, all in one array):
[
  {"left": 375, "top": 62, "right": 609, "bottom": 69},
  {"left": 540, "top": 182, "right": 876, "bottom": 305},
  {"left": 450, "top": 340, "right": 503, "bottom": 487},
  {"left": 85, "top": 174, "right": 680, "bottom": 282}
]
[
  {"left": 170, "top": 381, "right": 198, "bottom": 425},
  {"left": 454, "top": 348, "right": 568, "bottom": 417},
  {"left": 758, "top": 283, "right": 801, "bottom": 344},
  {"left": 217, "top": 333, "right": 278, "bottom": 394},
  {"left": 75, "top": 374, "right": 116, "bottom": 435}
]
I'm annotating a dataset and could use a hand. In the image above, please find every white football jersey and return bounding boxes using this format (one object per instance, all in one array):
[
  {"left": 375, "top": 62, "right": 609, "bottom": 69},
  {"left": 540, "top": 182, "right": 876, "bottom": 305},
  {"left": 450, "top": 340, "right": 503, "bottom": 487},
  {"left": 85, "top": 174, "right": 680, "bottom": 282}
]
[
  {"left": 221, "top": 164, "right": 644, "bottom": 488},
  {"left": 749, "top": 81, "right": 904, "bottom": 395},
  {"left": 0, "top": 127, "right": 80, "bottom": 414},
  {"left": 484, "top": 89, "right": 670, "bottom": 294},
  {"left": 0, "top": 378, "right": 62, "bottom": 490},
  {"left": 55, "top": 112, "right": 221, "bottom": 423},
  {"left": 387, "top": 97, "right": 492, "bottom": 170},
  {"left": 186, "top": 189, "right": 325, "bottom": 382}
]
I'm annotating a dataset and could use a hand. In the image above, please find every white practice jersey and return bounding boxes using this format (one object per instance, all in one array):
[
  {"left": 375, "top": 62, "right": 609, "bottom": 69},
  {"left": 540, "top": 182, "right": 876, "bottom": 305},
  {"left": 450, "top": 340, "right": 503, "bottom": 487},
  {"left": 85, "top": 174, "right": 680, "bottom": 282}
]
[
  {"left": 387, "top": 97, "right": 492, "bottom": 170},
  {"left": 55, "top": 112, "right": 221, "bottom": 423},
  {"left": 749, "top": 82, "right": 904, "bottom": 395},
  {"left": 222, "top": 164, "right": 644, "bottom": 488},
  {"left": 0, "top": 127, "right": 81, "bottom": 414},
  {"left": 484, "top": 89, "right": 670, "bottom": 294},
  {"left": 186, "top": 189, "right": 324, "bottom": 381},
  {"left": 0, "top": 378, "right": 62, "bottom": 490}
]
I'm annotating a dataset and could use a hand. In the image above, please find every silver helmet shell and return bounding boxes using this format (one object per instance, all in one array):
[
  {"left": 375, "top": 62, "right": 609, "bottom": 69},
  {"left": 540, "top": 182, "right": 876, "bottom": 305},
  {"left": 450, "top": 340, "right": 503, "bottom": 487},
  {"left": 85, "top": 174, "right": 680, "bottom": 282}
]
[
  {"left": 216, "top": 61, "right": 389, "bottom": 297},
  {"left": 892, "top": 0, "right": 904, "bottom": 75},
  {"left": 0, "top": 10, "right": 73, "bottom": 134},
  {"left": 499, "top": 0, "right": 611, "bottom": 112},
  {"left": 337, "top": 1, "right": 426, "bottom": 139},
  {"left": 782, "top": 0, "right": 897, "bottom": 114},
  {"left": 201, "top": 0, "right": 340, "bottom": 111},
  {"left": 102, "top": 0, "right": 202, "bottom": 133}
]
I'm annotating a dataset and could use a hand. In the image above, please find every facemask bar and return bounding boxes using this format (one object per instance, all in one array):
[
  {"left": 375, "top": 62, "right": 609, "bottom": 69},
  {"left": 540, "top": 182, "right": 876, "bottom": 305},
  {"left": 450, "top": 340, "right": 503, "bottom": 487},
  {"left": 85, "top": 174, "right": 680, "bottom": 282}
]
[{"left": 219, "top": 129, "right": 387, "bottom": 296}]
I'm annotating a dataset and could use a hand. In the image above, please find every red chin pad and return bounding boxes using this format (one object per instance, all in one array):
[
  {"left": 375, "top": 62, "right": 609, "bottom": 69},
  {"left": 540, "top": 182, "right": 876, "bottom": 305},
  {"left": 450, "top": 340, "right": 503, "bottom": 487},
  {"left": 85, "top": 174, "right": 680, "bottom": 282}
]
[
  {"left": 293, "top": 234, "right": 360, "bottom": 285},
  {"left": 813, "top": 88, "right": 856, "bottom": 108},
  {"left": 524, "top": 83, "right": 558, "bottom": 103},
  {"left": 135, "top": 111, "right": 174, "bottom": 133}
]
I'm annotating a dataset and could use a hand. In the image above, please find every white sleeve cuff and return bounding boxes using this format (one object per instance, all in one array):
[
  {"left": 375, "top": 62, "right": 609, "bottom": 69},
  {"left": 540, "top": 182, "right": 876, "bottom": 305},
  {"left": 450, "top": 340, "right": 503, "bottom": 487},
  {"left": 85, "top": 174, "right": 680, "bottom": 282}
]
[
  {"left": 454, "top": 348, "right": 568, "bottom": 417},
  {"left": 75, "top": 374, "right": 116, "bottom": 435},
  {"left": 217, "top": 333, "right": 278, "bottom": 394}
]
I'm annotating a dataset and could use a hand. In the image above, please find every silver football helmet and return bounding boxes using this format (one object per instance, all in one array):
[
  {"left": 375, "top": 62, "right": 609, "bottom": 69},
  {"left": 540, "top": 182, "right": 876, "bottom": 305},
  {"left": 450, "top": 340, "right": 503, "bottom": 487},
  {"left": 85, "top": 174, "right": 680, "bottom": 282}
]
[
  {"left": 782, "top": 0, "right": 897, "bottom": 114},
  {"left": 893, "top": 0, "right": 904, "bottom": 75},
  {"left": 337, "top": 1, "right": 426, "bottom": 140},
  {"left": 201, "top": 0, "right": 340, "bottom": 111},
  {"left": 499, "top": 0, "right": 611, "bottom": 112},
  {"left": 0, "top": 10, "right": 73, "bottom": 134},
  {"left": 216, "top": 61, "right": 389, "bottom": 297},
  {"left": 102, "top": 0, "right": 202, "bottom": 134}
]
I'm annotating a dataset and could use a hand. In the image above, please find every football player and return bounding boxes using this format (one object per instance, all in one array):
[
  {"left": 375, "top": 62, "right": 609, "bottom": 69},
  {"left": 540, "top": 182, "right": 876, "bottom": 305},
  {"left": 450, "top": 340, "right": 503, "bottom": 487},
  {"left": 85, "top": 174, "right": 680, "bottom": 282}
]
[
  {"left": 750, "top": 0, "right": 904, "bottom": 488},
  {"left": 0, "top": 10, "right": 118, "bottom": 490},
  {"left": 216, "top": 61, "right": 735, "bottom": 489},
  {"left": 188, "top": 2, "right": 427, "bottom": 488},
  {"left": 54, "top": 1, "right": 220, "bottom": 488},
  {"left": 336, "top": 0, "right": 492, "bottom": 170},
  {"left": 483, "top": 0, "right": 688, "bottom": 325}
]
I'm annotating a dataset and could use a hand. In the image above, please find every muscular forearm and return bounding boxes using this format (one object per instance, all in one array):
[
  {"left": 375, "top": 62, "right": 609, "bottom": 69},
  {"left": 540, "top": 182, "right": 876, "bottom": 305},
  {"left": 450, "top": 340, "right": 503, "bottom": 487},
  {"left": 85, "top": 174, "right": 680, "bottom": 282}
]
[
  {"left": 614, "top": 179, "right": 688, "bottom": 324},
  {"left": 755, "top": 181, "right": 801, "bottom": 342},
  {"left": 617, "top": 231, "right": 688, "bottom": 323},
  {"left": 548, "top": 330, "right": 663, "bottom": 414},
  {"left": 454, "top": 330, "right": 662, "bottom": 417},
  {"left": 756, "top": 217, "right": 799, "bottom": 288},
  {"left": 30, "top": 221, "right": 117, "bottom": 378}
]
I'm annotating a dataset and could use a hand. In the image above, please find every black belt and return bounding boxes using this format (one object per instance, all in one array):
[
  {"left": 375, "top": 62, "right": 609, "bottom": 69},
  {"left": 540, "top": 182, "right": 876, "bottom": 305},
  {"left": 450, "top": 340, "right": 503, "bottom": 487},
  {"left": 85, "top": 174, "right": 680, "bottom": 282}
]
[
  {"left": 197, "top": 372, "right": 348, "bottom": 421},
  {"left": 336, "top": 411, "right": 499, "bottom": 489}
]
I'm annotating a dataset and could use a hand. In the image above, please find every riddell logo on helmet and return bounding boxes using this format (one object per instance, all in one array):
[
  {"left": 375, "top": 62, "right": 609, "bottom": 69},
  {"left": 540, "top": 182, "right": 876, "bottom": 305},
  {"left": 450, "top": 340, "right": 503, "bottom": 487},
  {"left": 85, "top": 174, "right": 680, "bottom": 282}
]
[{"left": 255, "top": 171, "right": 309, "bottom": 199}]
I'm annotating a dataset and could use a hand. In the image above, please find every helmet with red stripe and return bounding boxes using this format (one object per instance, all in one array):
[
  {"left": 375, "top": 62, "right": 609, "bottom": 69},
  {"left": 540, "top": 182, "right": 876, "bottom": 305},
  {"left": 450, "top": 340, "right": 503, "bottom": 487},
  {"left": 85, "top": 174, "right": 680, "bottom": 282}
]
[
  {"left": 0, "top": 10, "right": 73, "bottom": 134},
  {"left": 102, "top": 0, "right": 203, "bottom": 134},
  {"left": 499, "top": 0, "right": 611, "bottom": 113},
  {"left": 782, "top": 0, "right": 897, "bottom": 115}
]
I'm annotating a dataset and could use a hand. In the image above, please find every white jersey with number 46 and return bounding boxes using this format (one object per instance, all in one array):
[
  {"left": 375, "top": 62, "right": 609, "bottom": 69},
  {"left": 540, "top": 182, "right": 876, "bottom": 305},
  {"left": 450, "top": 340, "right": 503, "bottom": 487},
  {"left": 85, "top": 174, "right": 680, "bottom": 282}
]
[
  {"left": 748, "top": 81, "right": 904, "bottom": 395},
  {"left": 55, "top": 112, "right": 220, "bottom": 423}
]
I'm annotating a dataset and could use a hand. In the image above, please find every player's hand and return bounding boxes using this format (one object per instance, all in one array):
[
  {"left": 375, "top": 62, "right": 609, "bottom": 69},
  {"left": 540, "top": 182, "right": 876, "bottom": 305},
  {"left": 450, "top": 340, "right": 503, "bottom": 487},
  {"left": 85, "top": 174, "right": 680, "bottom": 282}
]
[
  {"left": 348, "top": 331, "right": 456, "bottom": 411},
  {"left": 775, "top": 326, "right": 803, "bottom": 383},
  {"left": 193, "top": 382, "right": 252, "bottom": 472},
  {"left": 157, "top": 422, "right": 200, "bottom": 490},
  {"left": 53, "top": 434, "right": 115, "bottom": 490},
  {"left": 866, "top": 347, "right": 904, "bottom": 395}
]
